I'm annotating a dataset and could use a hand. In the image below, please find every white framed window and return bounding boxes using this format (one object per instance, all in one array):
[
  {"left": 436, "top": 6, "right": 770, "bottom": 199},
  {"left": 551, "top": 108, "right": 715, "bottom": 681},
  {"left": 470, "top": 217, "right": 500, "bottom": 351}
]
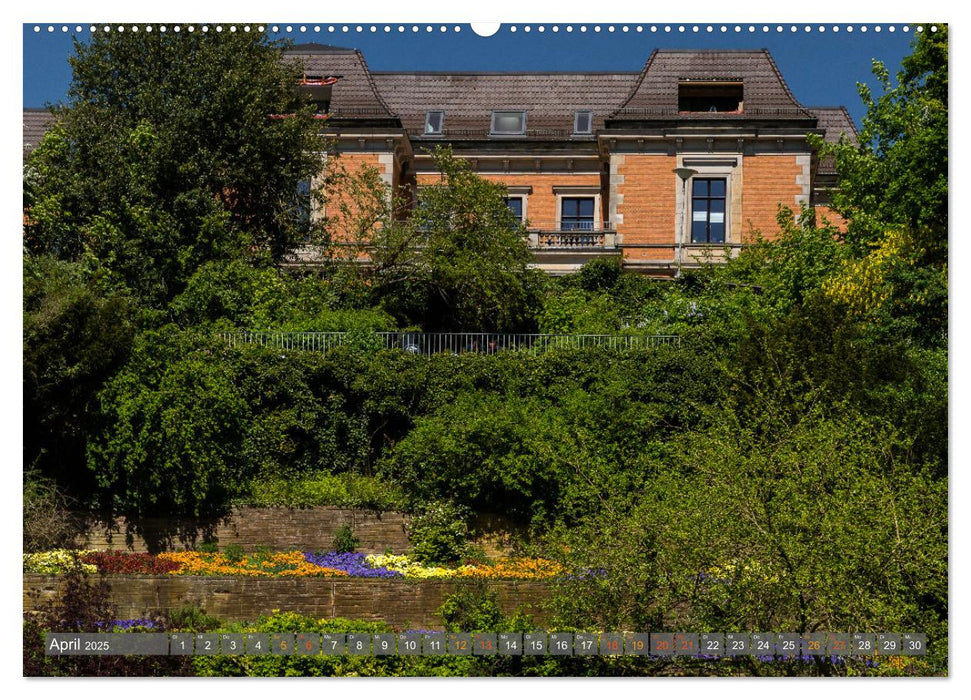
[
  {"left": 573, "top": 110, "right": 593, "bottom": 134},
  {"left": 490, "top": 111, "right": 527, "bottom": 135},
  {"left": 553, "top": 185, "right": 602, "bottom": 231},
  {"left": 424, "top": 110, "right": 444, "bottom": 135},
  {"left": 503, "top": 186, "right": 532, "bottom": 224},
  {"left": 690, "top": 178, "right": 727, "bottom": 243},
  {"left": 677, "top": 157, "right": 739, "bottom": 245}
]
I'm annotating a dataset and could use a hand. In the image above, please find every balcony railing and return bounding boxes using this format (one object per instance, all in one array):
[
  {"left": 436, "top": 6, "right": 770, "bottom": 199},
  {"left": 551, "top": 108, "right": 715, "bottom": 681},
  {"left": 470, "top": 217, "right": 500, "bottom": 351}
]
[
  {"left": 524, "top": 221, "right": 616, "bottom": 250},
  {"left": 218, "top": 331, "right": 679, "bottom": 356}
]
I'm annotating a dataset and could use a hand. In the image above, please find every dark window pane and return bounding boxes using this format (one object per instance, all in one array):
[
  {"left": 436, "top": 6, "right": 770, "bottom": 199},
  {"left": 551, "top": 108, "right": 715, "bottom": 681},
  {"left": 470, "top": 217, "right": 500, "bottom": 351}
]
[
  {"left": 692, "top": 198, "right": 707, "bottom": 217},
  {"left": 709, "top": 179, "right": 726, "bottom": 196},
  {"left": 709, "top": 223, "right": 725, "bottom": 243},
  {"left": 710, "top": 198, "right": 725, "bottom": 213},
  {"left": 574, "top": 111, "right": 592, "bottom": 133},
  {"left": 692, "top": 179, "right": 708, "bottom": 196},
  {"left": 505, "top": 198, "right": 523, "bottom": 219},
  {"left": 691, "top": 221, "right": 708, "bottom": 243},
  {"left": 578, "top": 198, "right": 595, "bottom": 216}
]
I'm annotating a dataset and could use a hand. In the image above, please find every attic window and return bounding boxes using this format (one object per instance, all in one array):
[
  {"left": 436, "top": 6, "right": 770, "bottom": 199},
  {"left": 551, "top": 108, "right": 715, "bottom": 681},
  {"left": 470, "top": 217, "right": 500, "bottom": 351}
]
[
  {"left": 295, "top": 74, "right": 338, "bottom": 114},
  {"left": 573, "top": 110, "right": 593, "bottom": 134},
  {"left": 424, "top": 110, "right": 444, "bottom": 135},
  {"left": 491, "top": 111, "right": 527, "bottom": 135},
  {"left": 678, "top": 81, "right": 743, "bottom": 113}
]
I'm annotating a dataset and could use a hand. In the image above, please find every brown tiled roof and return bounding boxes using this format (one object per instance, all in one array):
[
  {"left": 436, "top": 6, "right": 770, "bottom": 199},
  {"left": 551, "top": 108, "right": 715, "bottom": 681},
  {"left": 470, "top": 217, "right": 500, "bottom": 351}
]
[
  {"left": 810, "top": 106, "right": 859, "bottom": 174},
  {"left": 23, "top": 108, "right": 56, "bottom": 153},
  {"left": 371, "top": 71, "right": 639, "bottom": 141},
  {"left": 610, "top": 49, "right": 814, "bottom": 120},
  {"left": 285, "top": 44, "right": 397, "bottom": 121}
]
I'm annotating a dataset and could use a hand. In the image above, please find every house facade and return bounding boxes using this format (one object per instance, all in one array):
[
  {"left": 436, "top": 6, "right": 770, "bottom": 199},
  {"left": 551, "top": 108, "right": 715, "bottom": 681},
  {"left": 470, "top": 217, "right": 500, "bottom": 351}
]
[
  {"left": 22, "top": 43, "right": 857, "bottom": 277},
  {"left": 287, "top": 43, "right": 856, "bottom": 276}
]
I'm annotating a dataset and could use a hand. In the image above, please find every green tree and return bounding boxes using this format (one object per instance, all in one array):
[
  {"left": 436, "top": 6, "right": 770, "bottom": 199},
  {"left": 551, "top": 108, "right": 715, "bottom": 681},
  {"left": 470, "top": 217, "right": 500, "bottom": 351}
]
[
  {"left": 369, "top": 147, "right": 543, "bottom": 331},
  {"left": 548, "top": 410, "right": 947, "bottom": 674},
  {"left": 24, "top": 30, "right": 326, "bottom": 306},
  {"left": 814, "top": 23, "right": 947, "bottom": 255},
  {"left": 24, "top": 255, "right": 136, "bottom": 493}
]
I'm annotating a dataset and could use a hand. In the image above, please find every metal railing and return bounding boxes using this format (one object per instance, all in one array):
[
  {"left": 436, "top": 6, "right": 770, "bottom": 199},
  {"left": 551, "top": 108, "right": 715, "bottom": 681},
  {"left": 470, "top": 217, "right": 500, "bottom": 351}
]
[{"left": 218, "top": 331, "right": 680, "bottom": 356}]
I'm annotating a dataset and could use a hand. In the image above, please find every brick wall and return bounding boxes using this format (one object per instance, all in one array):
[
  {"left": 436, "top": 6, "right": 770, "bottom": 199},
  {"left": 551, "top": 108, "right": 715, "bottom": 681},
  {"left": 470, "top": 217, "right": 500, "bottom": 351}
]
[
  {"left": 813, "top": 205, "right": 850, "bottom": 232},
  {"left": 77, "top": 506, "right": 512, "bottom": 558},
  {"left": 78, "top": 507, "right": 411, "bottom": 555},
  {"left": 613, "top": 154, "right": 678, "bottom": 261},
  {"left": 415, "top": 172, "right": 603, "bottom": 231},
  {"left": 323, "top": 151, "right": 396, "bottom": 245},
  {"left": 23, "top": 575, "right": 552, "bottom": 629},
  {"left": 740, "top": 154, "right": 808, "bottom": 240}
]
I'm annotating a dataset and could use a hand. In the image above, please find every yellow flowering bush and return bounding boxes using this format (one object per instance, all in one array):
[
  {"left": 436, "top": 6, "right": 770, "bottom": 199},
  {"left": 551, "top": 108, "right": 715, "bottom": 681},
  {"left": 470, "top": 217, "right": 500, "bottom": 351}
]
[
  {"left": 24, "top": 549, "right": 97, "bottom": 575},
  {"left": 823, "top": 230, "right": 905, "bottom": 314}
]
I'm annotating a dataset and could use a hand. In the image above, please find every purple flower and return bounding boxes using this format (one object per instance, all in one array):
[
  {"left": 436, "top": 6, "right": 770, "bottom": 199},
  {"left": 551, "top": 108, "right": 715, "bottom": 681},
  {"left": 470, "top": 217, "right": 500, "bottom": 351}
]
[
  {"left": 303, "top": 551, "right": 403, "bottom": 578},
  {"left": 87, "top": 619, "right": 157, "bottom": 630}
]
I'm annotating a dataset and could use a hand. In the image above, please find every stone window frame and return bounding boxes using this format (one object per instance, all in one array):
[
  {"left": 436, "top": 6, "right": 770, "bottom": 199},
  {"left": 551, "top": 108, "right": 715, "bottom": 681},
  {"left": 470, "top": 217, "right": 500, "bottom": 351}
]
[
  {"left": 504, "top": 185, "right": 532, "bottom": 225},
  {"left": 676, "top": 156, "right": 740, "bottom": 246}
]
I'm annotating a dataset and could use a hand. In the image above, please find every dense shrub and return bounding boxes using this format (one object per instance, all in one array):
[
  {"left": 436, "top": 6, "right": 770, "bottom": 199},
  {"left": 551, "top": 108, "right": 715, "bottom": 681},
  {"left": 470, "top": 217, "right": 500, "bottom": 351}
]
[
  {"left": 242, "top": 472, "right": 406, "bottom": 511},
  {"left": 408, "top": 501, "right": 473, "bottom": 565},
  {"left": 23, "top": 469, "right": 79, "bottom": 552},
  {"left": 331, "top": 525, "right": 360, "bottom": 554}
]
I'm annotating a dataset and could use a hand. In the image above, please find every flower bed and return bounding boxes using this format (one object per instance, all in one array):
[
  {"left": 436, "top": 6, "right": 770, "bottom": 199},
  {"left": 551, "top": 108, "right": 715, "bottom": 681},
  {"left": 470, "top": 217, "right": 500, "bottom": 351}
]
[
  {"left": 24, "top": 550, "right": 565, "bottom": 580},
  {"left": 82, "top": 551, "right": 181, "bottom": 575},
  {"left": 362, "top": 554, "right": 564, "bottom": 580},
  {"left": 23, "top": 550, "right": 97, "bottom": 575},
  {"left": 156, "top": 551, "right": 348, "bottom": 577}
]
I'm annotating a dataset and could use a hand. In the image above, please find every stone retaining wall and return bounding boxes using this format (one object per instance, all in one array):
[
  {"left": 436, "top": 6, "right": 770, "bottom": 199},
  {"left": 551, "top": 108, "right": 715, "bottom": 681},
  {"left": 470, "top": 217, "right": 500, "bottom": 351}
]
[
  {"left": 77, "top": 507, "right": 412, "bottom": 555},
  {"left": 23, "top": 575, "right": 552, "bottom": 630},
  {"left": 76, "top": 506, "right": 515, "bottom": 557}
]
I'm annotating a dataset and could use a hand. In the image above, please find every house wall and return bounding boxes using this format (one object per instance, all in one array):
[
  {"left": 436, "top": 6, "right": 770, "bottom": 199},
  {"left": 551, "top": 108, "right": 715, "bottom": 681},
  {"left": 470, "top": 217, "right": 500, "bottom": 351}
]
[
  {"left": 611, "top": 154, "right": 678, "bottom": 261},
  {"left": 414, "top": 171, "right": 604, "bottom": 231},
  {"left": 323, "top": 151, "right": 396, "bottom": 244},
  {"left": 739, "top": 154, "right": 810, "bottom": 240},
  {"left": 813, "top": 204, "right": 850, "bottom": 232}
]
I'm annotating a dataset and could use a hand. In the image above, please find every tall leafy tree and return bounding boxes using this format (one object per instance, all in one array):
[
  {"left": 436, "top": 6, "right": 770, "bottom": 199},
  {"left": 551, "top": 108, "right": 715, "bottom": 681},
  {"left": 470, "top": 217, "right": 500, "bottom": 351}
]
[
  {"left": 816, "top": 23, "right": 947, "bottom": 255},
  {"left": 24, "top": 30, "right": 325, "bottom": 305},
  {"left": 368, "top": 147, "right": 542, "bottom": 331}
]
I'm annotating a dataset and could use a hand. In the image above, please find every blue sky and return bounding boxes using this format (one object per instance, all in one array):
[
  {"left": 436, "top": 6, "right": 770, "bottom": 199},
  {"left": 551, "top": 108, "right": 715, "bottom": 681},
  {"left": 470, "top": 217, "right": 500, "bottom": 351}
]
[{"left": 23, "top": 22, "right": 920, "bottom": 127}]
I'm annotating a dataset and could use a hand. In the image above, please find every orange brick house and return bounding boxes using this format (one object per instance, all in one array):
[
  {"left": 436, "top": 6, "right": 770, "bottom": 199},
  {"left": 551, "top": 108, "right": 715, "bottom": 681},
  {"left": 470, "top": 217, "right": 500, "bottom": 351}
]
[
  {"left": 284, "top": 43, "right": 857, "bottom": 276},
  {"left": 23, "top": 43, "right": 857, "bottom": 277}
]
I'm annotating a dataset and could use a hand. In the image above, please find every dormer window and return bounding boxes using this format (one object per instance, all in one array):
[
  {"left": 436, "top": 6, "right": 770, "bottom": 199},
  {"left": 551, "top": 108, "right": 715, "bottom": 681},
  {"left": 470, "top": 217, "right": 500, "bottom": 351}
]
[
  {"left": 296, "top": 74, "right": 337, "bottom": 114},
  {"left": 424, "top": 110, "right": 444, "bottom": 135},
  {"left": 678, "top": 81, "right": 743, "bottom": 113},
  {"left": 573, "top": 110, "right": 593, "bottom": 134},
  {"left": 490, "top": 111, "right": 527, "bottom": 135}
]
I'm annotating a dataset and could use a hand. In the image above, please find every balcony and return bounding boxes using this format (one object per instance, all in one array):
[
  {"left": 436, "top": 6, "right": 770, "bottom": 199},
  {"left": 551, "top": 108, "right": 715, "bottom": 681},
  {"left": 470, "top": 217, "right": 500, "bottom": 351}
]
[{"left": 525, "top": 222, "right": 617, "bottom": 251}]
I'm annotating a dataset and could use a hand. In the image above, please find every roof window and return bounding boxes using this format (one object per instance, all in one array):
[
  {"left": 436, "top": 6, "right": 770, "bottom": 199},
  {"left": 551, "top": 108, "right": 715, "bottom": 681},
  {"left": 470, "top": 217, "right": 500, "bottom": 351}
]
[
  {"left": 424, "top": 110, "right": 444, "bottom": 135},
  {"left": 678, "top": 81, "right": 743, "bottom": 113},
  {"left": 490, "top": 111, "right": 527, "bottom": 135},
  {"left": 573, "top": 110, "right": 593, "bottom": 134}
]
